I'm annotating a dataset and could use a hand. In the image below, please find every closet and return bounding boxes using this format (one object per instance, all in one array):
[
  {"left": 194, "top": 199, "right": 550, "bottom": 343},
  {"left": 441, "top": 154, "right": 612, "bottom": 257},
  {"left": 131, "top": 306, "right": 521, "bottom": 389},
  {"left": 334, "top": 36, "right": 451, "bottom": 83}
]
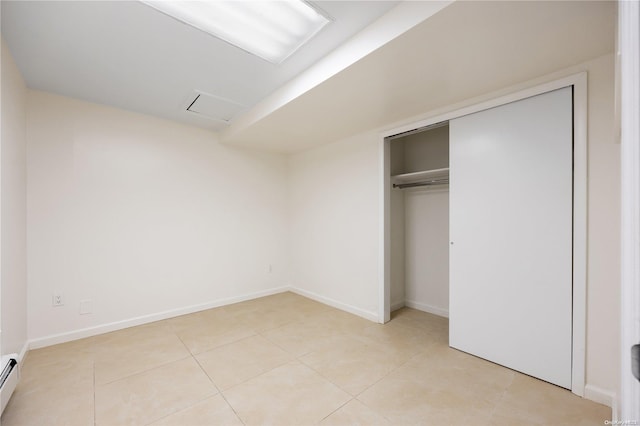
[
  {"left": 387, "top": 86, "right": 574, "bottom": 390},
  {"left": 389, "top": 122, "right": 450, "bottom": 318}
]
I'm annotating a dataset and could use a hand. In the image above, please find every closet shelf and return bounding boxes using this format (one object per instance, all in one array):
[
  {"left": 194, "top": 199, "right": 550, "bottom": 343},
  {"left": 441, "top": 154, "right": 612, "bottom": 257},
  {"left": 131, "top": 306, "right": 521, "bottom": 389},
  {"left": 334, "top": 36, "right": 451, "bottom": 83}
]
[{"left": 391, "top": 167, "right": 449, "bottom": 188}]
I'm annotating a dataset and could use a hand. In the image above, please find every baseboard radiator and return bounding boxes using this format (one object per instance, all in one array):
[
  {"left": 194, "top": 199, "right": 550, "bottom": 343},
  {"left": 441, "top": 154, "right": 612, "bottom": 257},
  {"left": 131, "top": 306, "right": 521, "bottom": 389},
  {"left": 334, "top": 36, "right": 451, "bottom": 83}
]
[{"left": 0, "top": 354, "right": 19, "bottom": 415}]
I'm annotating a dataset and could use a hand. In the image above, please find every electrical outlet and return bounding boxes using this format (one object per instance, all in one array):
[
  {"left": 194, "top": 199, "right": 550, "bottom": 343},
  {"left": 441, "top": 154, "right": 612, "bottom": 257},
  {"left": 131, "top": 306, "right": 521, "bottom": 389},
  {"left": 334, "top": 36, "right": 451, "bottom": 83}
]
[{"left": 52, "top": 293, "right": 63, "bottom": 307}]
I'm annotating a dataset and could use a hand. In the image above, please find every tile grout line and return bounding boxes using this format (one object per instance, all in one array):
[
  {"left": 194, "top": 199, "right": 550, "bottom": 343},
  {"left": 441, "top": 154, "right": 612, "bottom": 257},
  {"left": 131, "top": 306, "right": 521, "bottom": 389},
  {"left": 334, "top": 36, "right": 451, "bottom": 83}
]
[
  {"left": 258, "top": 330, "right": 302, "bottom": 357},
  {"left": 350, "top": 341, "right": 433, "bottom": 400},
  {"left": 305, "top": 327, "right": 411, "bottom": 424},
  {"left": 97, "top": 353, "right": 193, "bottom": 386},
  {"left": 173, "top": 330, "right": 190, "bottom": 354},
  {"left": 344, "top": 333, "right": 439, "bottom": 424},
  {"left": 218, "top": 391, "right": 247, "bottom": 426},
  {"left": 317, "top": 396, "right": 355, "bottom": 424},
  {"left": 181, "top": 328, "right": 296, "bottom": 391},
  {"left": 186, "top": 314, "right": 308, "bottom": 394},
  {"left": 188, "top": 335, "right": 247, "bottom": 426},
  {"left": 141, "top": 394, "right": 221, "bottom": 426},
  {"left": 186, "top": 330, "right": 259, "bottom": 356},
  {"left": 484, "top": 371, "right": 516, "bottom": 423},
  {"left": 352, "top": 396, "right": 396, "bottom": 425},
  {"left": 190, "top": 352, "right": 221, "bottom": 394},
  {"left": 140, "top": 330, "right": 244, "bottom": 426},
  {"left": 192, "top": 355, "right": 247, "bottom": 426}
]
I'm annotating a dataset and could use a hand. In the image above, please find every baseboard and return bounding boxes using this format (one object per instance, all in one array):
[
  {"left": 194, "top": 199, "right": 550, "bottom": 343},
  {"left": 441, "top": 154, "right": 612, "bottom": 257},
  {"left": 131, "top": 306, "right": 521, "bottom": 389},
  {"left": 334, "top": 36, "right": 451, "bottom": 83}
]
[
  {"left": 17, "top": 341, "right": 29, "bottom": 364},
  {"left": 584, "top": 384, "right": 616, "bottom": 409},
  {"left": 26, "top": 287, "right": 447, "bottom": 349},
  {"left": 391, "top": 301, "right": 405, "bottom": 312},
  {"left": 610, "top": 394, "right": 619, "bottom": 422},
  {"left": 404, "top": 300, "right": 449, "bottom": 318},
  {"left": 289, "top": 287, "right": 378, "bottom": 322},
  {"left": 29, "top": 286, "right": 291, "bottom": 349},
  {"left": 1, "top": 341, "right": 31, "bottom": 368}
]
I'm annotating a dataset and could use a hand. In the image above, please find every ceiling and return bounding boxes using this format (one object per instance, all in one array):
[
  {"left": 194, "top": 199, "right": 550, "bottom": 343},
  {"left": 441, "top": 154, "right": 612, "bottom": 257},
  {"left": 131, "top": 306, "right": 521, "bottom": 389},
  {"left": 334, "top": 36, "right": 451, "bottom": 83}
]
[
  {"left": 2, "top": 1, "right": 616, "bottom": 154},
  {"left": 222, "top": 0, "right": 616, "bottom": 152},
  {"left": 0, "top": 0, "right": 397, "bottom": 130}
]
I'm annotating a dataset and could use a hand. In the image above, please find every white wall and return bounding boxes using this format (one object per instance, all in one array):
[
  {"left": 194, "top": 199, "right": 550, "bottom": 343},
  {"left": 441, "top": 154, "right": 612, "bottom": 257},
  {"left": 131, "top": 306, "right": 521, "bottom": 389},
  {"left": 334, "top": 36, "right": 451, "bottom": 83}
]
[
  {"left": 1, "top": 39, "right": 28, "bottom": 358},
  {"left": 583, "top": 53, "right": 620, "bottom": 404},
  {"left": 404, "top": 189, "right": 449, "bottom": 316},
  {"left": 288, "top": 131, "right": 380, "bottom": 320},
  {"left": 288, "top": 53, "right": 619, "bottom": 403},
  {"left": 26, "top": 91, "right": 289, "bottom": 344}
]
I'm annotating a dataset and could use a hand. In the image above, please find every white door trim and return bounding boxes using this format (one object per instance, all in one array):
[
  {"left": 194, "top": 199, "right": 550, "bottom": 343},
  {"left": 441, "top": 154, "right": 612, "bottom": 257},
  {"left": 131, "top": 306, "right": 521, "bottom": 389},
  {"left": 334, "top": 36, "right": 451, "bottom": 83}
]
[
  {"left": 619, "top": 0, "right": 640, "bottom": 421},
  {"left": 379, "top": 72, "right": 588, "bottom": 396}
]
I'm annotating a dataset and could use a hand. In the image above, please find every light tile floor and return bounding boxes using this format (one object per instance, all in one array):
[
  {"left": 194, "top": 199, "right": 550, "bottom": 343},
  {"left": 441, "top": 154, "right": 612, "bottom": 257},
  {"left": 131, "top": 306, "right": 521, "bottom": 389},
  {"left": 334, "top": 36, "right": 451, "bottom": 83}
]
[{"left": 1, "top": 292, "right": 611, "bottom": 426}]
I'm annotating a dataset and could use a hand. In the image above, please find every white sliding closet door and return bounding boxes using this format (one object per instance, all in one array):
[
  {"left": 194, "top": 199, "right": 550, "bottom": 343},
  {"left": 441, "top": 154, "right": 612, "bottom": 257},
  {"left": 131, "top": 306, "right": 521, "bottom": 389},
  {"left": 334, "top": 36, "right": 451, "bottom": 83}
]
[{"left": 449, "top": 87, "right": 573, "bottom": 389}]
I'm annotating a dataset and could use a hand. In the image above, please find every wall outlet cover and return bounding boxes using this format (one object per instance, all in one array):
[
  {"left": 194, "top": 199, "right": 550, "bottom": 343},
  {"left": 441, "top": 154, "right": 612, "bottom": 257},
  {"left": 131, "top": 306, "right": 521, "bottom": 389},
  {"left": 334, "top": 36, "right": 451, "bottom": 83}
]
[{"left": 52, "top": 293, "right": 63, "bottom": 307}]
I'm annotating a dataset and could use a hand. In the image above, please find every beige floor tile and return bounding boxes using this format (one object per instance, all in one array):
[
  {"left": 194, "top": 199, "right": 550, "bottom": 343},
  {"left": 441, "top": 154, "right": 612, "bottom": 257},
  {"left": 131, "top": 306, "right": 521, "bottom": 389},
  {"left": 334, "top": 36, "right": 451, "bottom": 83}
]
[
  {"left": 23, "top": 323, "right": 173, "bottom": 374},
  {"left": 300, "top": 337, "right": 412, "bottom": 396},
  {"left": 148, "top": 394, "right": 243, "bottom": 426},
  {"left": 21, "top": 340, "right": 95, "bottom": 370},
  {"left": 402, "top": 345, "right": 516, "bottom": 394},
  {"left": 253, "top": 307, "right": 315, "bottom": 332},
  {"left": 223, "top": 361, "right": 351, "bottom": 425},
  {"left": 18, "top": 355, "right": 94, "bottom": 391},
  {"left": 390, "top": 308, "right": 449, "bottom": 335},
  {"left": 94, "top": 333, "right": 191, "bottom": 384},
  {"left": 490, "top": 373, "right": 611, "bottom": 425},
  {"left": 275, "top": 295, "right": 333, "bottom": 317},
  {"left": 196, "top": 334, "right": 292, "bottom": 390},
  {"left": 262, "top": 319, "right": 357, "bottom": 357},
  {"left": 320, "top": 399, "right": 391, "bottom": 426},
  {"left": 357, "top": 345, "right": 514, "bottom": 425},
  {"left": 3, "top": 298, "right": 612, "bottom": 426},
  {"left": 230, "top": 306, "right": 310, "bottom": 333},
  {"left": 159, "top": 307, "right": 236, "bottom": 334},
  {"left": 359, "top": 320, "right": 438, "bottom": 359},
  {"left": 89, "top": 321, "right": 173, "bottom": 349},
  {"left": 1, "top": 360, "right": 94, "bottom": 426},
  {"left": 1, "top": 388, "right": 94, "bottom": 426},
  {"left": 302, "top": 308, "right": 374, "bottom": 333},
  {"left": 95, "top": 357, "right": 217, "bottom": 426},
  {"left": 358, "top": 377, "right": 495, "bottom": 425},
  {"left": 222, "top": 292, "right": 331, "bottom": 333},
  {"left": 177, "top": 322, "right": 257, "bottom": 355},
  {"left": 239, "top": 292, "right": 330, "bottom": 317}
]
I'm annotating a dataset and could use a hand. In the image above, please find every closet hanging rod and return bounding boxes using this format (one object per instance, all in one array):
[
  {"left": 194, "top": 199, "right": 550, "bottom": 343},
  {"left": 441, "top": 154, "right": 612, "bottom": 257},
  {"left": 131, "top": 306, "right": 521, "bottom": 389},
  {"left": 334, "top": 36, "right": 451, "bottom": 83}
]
[{"left": 393, "top": 178, "right": 449, "bottom": 189}]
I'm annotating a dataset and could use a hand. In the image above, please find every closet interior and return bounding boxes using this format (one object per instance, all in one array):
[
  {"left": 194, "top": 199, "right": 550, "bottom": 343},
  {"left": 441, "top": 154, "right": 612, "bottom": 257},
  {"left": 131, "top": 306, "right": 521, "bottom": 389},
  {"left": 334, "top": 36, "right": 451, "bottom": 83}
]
[{"left": 389, "top": 121, "right": 450, "bottom": 318}]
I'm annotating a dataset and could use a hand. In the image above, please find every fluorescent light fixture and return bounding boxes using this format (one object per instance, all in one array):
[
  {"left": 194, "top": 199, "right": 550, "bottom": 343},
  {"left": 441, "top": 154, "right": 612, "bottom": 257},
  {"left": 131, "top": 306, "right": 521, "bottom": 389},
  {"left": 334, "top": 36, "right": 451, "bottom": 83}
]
[{"left": 141, "top": 0, "right": 331, "bottom": 64}]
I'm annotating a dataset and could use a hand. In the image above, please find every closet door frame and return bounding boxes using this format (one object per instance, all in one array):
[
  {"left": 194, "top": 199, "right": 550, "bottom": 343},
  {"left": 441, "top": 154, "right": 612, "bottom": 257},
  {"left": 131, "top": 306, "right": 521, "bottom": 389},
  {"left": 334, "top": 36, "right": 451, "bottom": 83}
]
[{"left": 379, "top": 72, "right": 587, "bottom": 396}]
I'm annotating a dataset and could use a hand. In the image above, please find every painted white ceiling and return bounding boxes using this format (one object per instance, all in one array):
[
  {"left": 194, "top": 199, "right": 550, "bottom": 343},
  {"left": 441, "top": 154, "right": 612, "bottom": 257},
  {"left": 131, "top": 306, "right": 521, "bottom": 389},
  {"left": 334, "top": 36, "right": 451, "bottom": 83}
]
[
  {"left": 0, "top": 0, "right": 397, "bottom": 130},
  {"left": 1, "top": 1, "right": 616, "bottom": 154},
  {"left": 222, "top": 0, "right": 616, "bottom": 153}
]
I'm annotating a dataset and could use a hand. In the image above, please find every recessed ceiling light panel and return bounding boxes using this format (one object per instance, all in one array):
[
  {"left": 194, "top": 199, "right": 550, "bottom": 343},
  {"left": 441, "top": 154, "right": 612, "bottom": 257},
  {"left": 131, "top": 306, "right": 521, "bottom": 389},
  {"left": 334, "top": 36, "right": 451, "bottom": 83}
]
[{"left": 141, "top": 0, "right": 332, "bottom": 64}]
